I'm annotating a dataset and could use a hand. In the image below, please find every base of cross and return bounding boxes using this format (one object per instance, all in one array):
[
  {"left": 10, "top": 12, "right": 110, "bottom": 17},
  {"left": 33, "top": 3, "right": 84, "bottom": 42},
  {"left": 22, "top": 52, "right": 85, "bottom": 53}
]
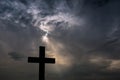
[{"left": 28, "top": 46, "right": 55, "bottom": 80}]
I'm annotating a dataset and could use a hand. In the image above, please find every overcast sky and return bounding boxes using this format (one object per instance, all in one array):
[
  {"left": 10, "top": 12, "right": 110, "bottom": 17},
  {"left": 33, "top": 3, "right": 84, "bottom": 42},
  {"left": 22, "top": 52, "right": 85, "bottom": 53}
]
[{"left": 0, "top": 0, "right": 120, "bottom": 80}]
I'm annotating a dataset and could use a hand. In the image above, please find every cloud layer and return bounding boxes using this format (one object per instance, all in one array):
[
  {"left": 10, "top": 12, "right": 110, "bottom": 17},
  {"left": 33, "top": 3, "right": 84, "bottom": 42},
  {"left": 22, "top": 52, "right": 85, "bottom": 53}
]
[{"left": 0, "top": 0, "right": 120, "bottom": 80}]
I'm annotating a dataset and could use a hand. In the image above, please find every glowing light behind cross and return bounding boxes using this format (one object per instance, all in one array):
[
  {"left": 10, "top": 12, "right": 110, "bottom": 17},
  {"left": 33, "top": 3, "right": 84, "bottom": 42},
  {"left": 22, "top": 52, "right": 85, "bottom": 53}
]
[
  {"left": 32, "top": 13, "right": 75, "bottom": 71},
  {"left": 27, "top": 6, "right": 81, "bottom": 71},
  {"left": 39, "top": 23, "right": 73, "bottom": 71}
]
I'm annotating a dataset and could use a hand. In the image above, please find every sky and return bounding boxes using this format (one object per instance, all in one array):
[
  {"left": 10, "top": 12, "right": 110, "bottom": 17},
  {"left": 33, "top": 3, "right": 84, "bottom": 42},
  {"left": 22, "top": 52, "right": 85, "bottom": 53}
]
[{"left": 0, "top": 0, "right": 120, "bottom": 80}]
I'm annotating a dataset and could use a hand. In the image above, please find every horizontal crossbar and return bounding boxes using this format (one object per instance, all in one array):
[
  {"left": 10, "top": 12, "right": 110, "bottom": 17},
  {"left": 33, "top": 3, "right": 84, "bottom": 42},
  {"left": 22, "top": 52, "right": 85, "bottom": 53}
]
[{"left": 28, "top": 57, "right": 55, "bottom": 63}]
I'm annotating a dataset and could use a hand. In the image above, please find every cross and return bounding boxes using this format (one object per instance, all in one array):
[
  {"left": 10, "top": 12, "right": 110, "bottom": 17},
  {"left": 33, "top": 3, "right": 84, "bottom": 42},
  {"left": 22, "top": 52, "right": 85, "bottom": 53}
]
[{"left": 28, "top": 46, "right": 55, "bottom": 80}]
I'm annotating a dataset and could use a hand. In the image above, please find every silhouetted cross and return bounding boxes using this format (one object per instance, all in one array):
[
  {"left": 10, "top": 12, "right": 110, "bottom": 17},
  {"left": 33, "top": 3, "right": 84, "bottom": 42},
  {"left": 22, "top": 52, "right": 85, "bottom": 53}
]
[{"left": 28, "top": 46, "right": 55, "bottom": 80}]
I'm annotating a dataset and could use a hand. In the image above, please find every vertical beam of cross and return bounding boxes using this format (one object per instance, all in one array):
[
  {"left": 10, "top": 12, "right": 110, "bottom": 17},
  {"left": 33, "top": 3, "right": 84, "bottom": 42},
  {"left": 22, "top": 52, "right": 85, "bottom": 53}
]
[
  {"left": 40, "top": 46, "right": 45, "bottom": 80},
  {"left": 28, "top": 46, "right": 55, "bottom": 80}
]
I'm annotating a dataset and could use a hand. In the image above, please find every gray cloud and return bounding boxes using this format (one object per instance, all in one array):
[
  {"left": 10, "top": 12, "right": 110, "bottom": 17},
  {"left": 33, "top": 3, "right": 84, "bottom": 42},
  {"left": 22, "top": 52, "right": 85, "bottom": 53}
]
[{"left": 8, "top": 52, "right": 25, "bottom": 61}]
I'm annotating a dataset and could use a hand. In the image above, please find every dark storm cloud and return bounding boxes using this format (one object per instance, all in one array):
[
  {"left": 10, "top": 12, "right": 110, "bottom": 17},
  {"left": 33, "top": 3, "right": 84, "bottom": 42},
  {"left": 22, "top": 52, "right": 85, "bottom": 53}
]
[
  {"left": 46, "top": 0, "right": 120, "bottom": 79},
  {"left": 52, "top": 0, "right": 120, "bottom": 59},
  {"left": 84, "top": 0, "right": 110, "bottom": 7},
  {"left": 8, "top": 52, "right": 25, "bottom": 61},
  {"left": 80, "top": 0, "right": 120, "bottom": 59}
]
